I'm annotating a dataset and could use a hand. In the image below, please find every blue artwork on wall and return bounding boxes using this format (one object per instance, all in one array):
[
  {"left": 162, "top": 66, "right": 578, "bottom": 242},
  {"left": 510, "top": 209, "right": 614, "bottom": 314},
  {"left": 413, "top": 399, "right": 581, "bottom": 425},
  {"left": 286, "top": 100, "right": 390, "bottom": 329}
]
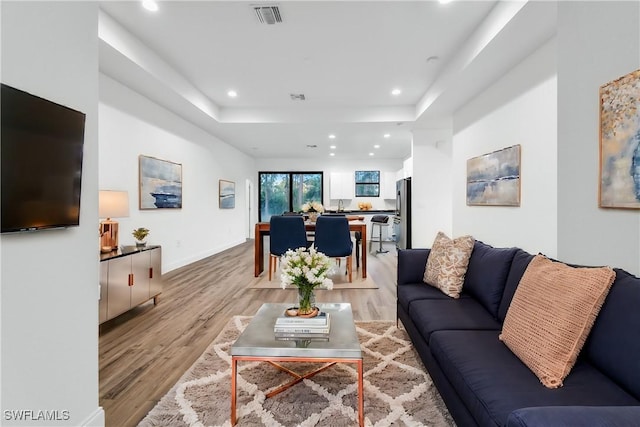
[
  {"left": 599, "top": 68, "right": 640, "bottom": 208},
  {"left": 467, "top": 145, "right": 521, "bottom": 206},
  {"left": 219, "top": 180, "right": 235, "bottom": 209},
  {"left": 139, "top": 155, "right": 182, "bottom": 209}
]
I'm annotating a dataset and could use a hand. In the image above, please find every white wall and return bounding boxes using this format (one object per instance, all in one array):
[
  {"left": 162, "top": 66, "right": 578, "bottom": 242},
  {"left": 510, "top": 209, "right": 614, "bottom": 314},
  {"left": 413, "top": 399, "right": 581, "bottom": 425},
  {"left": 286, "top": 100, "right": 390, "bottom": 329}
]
[
  {"left": 99, "top": 75, "right": 256, "bottom": 272},
  {"left": 255, "top": 158, "right": 402, "bottom": 212},
  {"left": 452, "top": 37, "right": 558, "bottom": 256},
  {"left": 1, "top": 2, "right": 103, "bottom": 426},
  {"left": 411, "top": 129, "right": 453, "bottom": 248},
  {"left": 557, "top": 1, "right": 640, "bottom": 273}
]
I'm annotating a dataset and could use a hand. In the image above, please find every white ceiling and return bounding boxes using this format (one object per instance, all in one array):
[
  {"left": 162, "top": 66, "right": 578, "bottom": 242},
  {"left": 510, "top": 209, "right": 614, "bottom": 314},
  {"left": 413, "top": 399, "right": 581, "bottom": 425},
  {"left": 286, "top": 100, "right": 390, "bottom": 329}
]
[{"left": 98, "top": 0, "right": 557, "bottom": 161}]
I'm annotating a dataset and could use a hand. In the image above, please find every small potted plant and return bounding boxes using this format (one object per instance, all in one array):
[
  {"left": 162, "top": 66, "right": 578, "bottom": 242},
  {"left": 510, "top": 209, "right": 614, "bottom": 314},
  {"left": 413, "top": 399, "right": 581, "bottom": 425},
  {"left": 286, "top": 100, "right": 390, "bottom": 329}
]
[{"left": 132, "top": 227, "right": 150, "bottom": 247}]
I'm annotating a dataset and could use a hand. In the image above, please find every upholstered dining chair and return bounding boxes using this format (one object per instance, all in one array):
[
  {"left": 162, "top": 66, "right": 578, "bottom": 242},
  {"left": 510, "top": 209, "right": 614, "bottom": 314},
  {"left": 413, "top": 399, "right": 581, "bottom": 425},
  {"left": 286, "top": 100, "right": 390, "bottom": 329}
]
[
  {"left": 269, "top": 215, "right": 310, "bottom": 281},
  {"left": 313, "top": 215, "right": 354, "bottom": 282}
]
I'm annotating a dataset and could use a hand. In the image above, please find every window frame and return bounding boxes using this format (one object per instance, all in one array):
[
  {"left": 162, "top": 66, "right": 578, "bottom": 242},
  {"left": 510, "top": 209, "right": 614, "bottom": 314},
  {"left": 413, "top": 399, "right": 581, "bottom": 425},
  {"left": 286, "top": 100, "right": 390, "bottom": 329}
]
[
  {"left": 258, "top": 171, "right": 324, "bottom": 221},
  {"left": 354, "top": 170, "right": 380, "bottom": 197}
]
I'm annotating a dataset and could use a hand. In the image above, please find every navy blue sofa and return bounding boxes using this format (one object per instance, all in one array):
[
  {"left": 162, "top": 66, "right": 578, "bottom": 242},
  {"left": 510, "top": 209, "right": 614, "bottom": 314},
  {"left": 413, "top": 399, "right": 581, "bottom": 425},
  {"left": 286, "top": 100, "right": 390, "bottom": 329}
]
[{"left": 397, "top": 241, "right": 640, "bottom": 427}]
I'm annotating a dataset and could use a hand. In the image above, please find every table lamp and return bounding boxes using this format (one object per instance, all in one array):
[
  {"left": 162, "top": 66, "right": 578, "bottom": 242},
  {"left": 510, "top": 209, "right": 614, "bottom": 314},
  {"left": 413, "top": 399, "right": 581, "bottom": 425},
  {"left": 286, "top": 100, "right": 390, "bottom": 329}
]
[{"left": 99, "top": 190, "right": 129, "bottom": 253}]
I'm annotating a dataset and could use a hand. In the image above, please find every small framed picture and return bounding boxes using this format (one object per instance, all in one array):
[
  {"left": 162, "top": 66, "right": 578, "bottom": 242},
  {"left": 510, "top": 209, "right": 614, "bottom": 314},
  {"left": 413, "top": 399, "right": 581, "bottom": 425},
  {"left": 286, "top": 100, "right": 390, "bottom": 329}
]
[{"left": 219, "top": 180, "right": 235, "bottom": 209}]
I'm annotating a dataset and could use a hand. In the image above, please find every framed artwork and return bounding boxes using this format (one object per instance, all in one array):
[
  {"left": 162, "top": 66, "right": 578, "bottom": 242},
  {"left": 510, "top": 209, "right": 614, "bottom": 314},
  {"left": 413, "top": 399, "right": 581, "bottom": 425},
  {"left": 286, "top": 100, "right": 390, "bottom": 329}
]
[
  {"left": 467, "top": 145, "right": 521, "bottom": 206},
  {"left": 139, "top": 155, "right": 183, "bottom": 209},
  {"left": 599, "top": 68, "right": 640, "bottom": 209},
  {"left": 219, "top": 179, "right": 235, "bottom": 209}
]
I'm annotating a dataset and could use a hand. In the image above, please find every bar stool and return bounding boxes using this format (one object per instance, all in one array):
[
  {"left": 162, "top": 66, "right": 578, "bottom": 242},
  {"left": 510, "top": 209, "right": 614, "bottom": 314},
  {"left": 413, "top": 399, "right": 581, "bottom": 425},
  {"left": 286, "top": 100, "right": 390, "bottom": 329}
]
[{"left": 369, "top": 215, "right": 390, "bottom": 254}]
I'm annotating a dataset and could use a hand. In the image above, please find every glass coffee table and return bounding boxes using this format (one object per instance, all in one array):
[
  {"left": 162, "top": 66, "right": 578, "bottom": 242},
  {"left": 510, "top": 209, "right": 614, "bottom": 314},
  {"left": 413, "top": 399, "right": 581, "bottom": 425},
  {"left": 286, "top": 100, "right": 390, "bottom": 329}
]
[{"left": 230, "top": 302, "right": 364, "bottom": 426}]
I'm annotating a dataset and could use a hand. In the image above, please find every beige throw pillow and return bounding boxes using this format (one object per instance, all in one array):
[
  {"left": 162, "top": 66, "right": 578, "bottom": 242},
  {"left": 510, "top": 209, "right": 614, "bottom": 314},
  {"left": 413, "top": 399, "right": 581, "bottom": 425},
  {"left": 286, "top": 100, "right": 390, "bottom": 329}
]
[
  {"left": 423, "top": 231, "right": 475, "bottom": 298},
  {"left": 499, "top": 255, "right": 615, "bottom": 388}
]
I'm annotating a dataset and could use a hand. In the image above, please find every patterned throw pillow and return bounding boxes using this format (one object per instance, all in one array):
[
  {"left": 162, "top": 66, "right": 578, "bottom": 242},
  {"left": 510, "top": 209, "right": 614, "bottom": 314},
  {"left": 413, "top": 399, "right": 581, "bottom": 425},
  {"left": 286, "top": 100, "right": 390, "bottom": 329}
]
[
  {"left": 423, "top": 231, "right": 475, "bottom": 298},
  {"left": 499, "top": 255, "right": 615, "bottom": 388}
]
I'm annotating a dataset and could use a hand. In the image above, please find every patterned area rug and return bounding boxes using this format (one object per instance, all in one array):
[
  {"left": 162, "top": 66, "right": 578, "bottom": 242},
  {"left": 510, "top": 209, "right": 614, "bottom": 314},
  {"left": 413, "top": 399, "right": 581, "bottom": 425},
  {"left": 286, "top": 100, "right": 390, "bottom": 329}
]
[{"left": 138, "top": 317, "right": 454, "bottom": 427}]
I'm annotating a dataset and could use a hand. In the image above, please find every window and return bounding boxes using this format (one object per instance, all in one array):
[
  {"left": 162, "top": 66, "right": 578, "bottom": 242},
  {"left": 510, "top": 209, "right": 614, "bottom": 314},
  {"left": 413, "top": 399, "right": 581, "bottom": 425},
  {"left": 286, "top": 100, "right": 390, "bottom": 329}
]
[
  {"left": 259, "top": 172, "right": 323, "bottom": 221},
  {"left": 355, "top": 170, "right": 380, "bottom": 197}
]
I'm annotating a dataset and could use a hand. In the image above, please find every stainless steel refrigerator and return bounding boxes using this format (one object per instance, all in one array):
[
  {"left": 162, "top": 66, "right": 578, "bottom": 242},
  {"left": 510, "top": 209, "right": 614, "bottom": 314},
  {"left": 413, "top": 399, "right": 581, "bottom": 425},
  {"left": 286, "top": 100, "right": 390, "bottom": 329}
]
[{"left": 393, "top": 178, "right": 411, "bottom": 250}]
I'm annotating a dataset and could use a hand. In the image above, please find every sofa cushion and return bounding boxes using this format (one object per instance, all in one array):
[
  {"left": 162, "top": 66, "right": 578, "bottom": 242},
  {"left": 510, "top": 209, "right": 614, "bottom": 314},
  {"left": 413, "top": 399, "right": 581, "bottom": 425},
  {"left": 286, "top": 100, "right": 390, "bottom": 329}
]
[
  {"left": 429, "top": 330, "right": 639, "bottom": 427},
  {"left": 499, "top": 255, "right": 616, "bottom": 388},
  {"left": 498, "top": 249, "right": 535, "bottom": 322},
  {"left": 507, "top": 406, "right": 640, "bottom": 427},
  {"left": 397, "top": 282, "right": 471, "bottom": 313},
  {"left": 423, "top": 231, "right": 475, "bottom": 298},
  {"left": 585, "top": 268, "right": 640, "bottom": 400},
  {"left": 463, "top": 241, "right": 518, "bottom": 319},
  {"left": 408, "top": 298, "right": 501, "bottom": 342}
]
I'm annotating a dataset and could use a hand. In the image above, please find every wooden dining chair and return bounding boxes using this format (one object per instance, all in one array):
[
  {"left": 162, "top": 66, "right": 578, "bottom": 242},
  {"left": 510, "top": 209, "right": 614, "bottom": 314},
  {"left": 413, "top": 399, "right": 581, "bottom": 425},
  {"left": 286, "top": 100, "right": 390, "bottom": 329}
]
[
  {"left": 313, "top": 215, "right": 354, "bottom": 282},
  {"left": 269, "top": 215, "right": 310, "bottom": 280}
]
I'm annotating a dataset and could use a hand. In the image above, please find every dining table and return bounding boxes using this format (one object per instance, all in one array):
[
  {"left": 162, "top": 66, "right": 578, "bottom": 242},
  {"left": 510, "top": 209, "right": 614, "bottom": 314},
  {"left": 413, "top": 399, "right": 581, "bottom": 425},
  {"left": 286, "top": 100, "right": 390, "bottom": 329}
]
[{"left": 254, "top": 216, "right": 368, "bottom": 278}]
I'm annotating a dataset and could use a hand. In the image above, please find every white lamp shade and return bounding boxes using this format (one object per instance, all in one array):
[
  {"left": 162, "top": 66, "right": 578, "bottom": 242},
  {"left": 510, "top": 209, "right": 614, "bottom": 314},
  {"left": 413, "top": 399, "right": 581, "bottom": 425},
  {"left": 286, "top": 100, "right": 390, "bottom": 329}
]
[{"left": 99, "top": 190, "right": 130, "bottom": 219}]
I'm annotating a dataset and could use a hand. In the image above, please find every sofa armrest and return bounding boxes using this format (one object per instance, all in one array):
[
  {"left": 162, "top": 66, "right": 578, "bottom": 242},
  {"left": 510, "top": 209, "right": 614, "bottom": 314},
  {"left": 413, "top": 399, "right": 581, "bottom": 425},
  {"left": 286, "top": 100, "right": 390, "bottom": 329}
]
[
  {"left": 507, "top": 406, "right": 640, "bottom": 427},
  {"left": 397, "top": 248, "right": 430, "bottom": 286}
]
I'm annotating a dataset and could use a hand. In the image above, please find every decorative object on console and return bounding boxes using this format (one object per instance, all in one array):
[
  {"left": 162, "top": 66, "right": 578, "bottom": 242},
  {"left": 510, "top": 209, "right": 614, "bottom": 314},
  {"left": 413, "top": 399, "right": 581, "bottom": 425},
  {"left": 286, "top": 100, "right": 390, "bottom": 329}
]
[
  {"left": 599, "top": 68, "right": 640, "bottom": 208},
  {"left": 218, "top": 179, "right": 235, "bottom": 209},
  {"left": 467, "top": 144, "right": 521, "bottom": 206},
  {"left": 139, "top": 155, "right": 182, "bottom": 209},
  {"left": 280, "top": 247, "right": 333, "bottom": 315},
  {"left": 423, "top": 231, "right": 475, "bottom": 298},
  {"left": 98, "top": 190, "right": 129, "bottom": 253},
  {"left": 132, "top": 227, "right": 150, "bottom": 247},
  {"left": 499, "top": 255, "right": 615, "bottom": 388},
  {"left": 301, "top": 200, "right": 324, "bottom": 222}
]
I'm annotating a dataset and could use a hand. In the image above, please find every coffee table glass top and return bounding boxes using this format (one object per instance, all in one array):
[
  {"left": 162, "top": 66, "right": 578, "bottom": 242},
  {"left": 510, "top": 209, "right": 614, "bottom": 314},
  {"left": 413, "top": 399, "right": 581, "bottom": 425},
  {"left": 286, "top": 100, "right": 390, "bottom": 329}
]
[{"left": 231, "top": 303, "right": 362, "bottom": 359}]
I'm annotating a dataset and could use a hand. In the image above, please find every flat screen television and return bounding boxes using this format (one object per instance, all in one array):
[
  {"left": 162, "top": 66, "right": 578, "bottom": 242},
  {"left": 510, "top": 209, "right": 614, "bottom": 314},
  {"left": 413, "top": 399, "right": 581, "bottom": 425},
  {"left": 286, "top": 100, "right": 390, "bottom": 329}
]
[{"left": 1, "top": 83, "right": 86, "bottom": 233}]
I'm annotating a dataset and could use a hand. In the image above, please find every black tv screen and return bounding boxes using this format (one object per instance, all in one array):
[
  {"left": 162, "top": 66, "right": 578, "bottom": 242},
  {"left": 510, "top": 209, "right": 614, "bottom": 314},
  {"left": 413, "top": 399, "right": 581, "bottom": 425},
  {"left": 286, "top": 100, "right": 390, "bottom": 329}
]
[{"left": 1, "top": 83, "right": 86, "bottom": 233}]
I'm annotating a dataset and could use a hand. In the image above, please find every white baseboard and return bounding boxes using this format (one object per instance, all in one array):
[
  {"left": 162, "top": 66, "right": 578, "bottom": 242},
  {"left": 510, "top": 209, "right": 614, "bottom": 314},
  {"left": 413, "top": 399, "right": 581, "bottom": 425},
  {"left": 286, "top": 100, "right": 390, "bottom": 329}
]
[
  {"left": 81, "top": 407, "right": 104, "bottom": 427},
  {"left": 164, "top": 239, "right": 246, "bottom": 273}
]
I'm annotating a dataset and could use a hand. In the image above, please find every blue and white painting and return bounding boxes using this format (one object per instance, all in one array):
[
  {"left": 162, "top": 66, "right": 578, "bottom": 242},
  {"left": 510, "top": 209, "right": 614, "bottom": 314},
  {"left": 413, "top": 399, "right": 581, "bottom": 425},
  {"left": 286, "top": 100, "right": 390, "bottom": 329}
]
[
  {"left": 467, "top": 145, "right": 521, "bottom": 206},
  {"left": 600, "top": 68, "right": 640, "bottom": 208},
  {"left": 139, "top": 155, "right": 182, "bottom": 209},
  {"left": 219, "top": 180, "right": 235, "bottom": 209}
]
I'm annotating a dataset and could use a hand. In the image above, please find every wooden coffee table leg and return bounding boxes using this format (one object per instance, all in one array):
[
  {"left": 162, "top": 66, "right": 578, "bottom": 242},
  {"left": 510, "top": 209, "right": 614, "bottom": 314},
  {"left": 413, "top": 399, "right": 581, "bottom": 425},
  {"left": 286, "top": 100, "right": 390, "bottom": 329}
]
[
  {"left": 231, "top": 357, "right": 237, "bottom": 425},
  {"left": 358, "top": 358, "right": 364, "bottom": 426}
]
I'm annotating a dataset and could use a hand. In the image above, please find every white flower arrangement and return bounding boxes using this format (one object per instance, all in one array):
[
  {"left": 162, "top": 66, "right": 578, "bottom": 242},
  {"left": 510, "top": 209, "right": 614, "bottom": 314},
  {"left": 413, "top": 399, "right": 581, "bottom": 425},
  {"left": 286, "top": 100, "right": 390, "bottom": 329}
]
[
  {"left": 300, "top": 201, "right": 324, "bottom": 213},
  {"left": 280, "top": 247, "right": 334, "bottom": 290}
]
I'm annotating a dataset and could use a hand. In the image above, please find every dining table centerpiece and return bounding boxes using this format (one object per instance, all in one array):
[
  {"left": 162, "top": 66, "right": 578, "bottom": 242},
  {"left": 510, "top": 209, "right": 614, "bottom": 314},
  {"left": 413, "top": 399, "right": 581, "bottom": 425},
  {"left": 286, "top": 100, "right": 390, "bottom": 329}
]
[
  {"left": 301, "top": 201, "right": 324, "bottom": 222},
  {"left": 280, "top": 246, "right": 334, "bottom": 315}
]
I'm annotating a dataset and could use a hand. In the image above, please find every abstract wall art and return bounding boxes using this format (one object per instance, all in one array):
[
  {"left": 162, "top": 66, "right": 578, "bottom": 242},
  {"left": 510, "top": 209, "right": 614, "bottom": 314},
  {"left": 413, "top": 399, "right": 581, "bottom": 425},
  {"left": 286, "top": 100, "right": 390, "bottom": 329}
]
[
  {"left": 467, "top": 145, "right": 521, "bottom": 206},
  {"left": 599, "top": 68, "right": 640, "bottom": 209},
  {"left": 219, "top": 180, "right": 235, "bottom": 209},
  {"left": 139, "top": 155, "right": 182, "bottom": 209}
]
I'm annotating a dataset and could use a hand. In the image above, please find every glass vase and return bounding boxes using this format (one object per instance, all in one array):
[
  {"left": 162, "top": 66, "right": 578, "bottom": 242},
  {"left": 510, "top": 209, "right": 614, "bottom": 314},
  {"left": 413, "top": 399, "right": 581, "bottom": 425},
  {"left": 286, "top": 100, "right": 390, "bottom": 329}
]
[{"left": 298, "top": 286, "right": 315, "bottom": 315}]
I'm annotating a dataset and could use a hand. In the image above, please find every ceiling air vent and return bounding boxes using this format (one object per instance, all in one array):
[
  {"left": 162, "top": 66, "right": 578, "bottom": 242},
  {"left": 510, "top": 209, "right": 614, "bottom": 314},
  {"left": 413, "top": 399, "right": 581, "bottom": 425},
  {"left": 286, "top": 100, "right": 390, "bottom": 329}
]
[
  {"left": 290, "top": 93, "right": 306, "bottom": 101},
  {"left": 253, "top": 5, "right": 282, "bottom": 25}
]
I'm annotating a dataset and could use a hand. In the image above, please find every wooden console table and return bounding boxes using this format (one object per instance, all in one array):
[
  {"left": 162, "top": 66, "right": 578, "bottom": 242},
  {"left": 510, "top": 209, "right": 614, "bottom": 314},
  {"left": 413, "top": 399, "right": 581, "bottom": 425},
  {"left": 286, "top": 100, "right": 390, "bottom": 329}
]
[{"left": 254, "top": 219, "right": 367, "bottom": 278}]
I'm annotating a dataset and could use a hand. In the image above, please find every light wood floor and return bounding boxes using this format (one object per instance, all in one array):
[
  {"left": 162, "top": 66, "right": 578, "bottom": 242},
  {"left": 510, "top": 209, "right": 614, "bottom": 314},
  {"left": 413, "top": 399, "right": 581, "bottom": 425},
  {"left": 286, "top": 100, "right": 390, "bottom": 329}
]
[{"left": 99, "top": 238, "right": 398, "bottom": 427}]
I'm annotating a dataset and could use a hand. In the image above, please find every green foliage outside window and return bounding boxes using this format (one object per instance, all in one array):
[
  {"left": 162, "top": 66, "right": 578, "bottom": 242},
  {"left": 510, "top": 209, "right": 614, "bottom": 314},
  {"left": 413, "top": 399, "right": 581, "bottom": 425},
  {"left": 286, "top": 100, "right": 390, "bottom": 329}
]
[{"left": 259, "top": 172, "right": 323, "bottom": 221}]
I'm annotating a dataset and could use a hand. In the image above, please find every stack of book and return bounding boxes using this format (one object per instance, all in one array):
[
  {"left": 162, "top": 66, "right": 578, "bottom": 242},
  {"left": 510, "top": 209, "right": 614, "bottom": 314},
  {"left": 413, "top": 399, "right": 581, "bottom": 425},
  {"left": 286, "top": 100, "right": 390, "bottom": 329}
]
[{"left": 274, "top": 311, "right": 331, "bottom": 339}]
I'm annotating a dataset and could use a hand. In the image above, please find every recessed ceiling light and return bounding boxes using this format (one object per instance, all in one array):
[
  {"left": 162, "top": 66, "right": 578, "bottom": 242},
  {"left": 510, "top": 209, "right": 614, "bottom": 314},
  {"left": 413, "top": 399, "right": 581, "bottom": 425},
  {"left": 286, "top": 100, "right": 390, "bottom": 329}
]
[
  {"left": 330, "top": 145, "right": 336, "bottom": 149},
  {"left": 439, "top": 0, "right": 453, "bottom": 4},
  {"left": 383, "top": 133, "right": 390, "bottom": 138},
  {"left": 142, "top": 0, "right": 158, "bottom": 12},
  {"left": 227, "top": 90, "right": 237, "bottom": 98},
  {"left": 328, "top": 134, "right": 336, "bottom": 139},
  {"left": 374, "top": 145, "right": 380, "bottom": 149},
  {"left": 391, "top": 88, "right": 401, "bottom": 96},
  {"left": 329, "top": 153, "right": 336, "bottom": 157},
  {"left": 369, "top": 152, "right": 374, "bottom": 156}
]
